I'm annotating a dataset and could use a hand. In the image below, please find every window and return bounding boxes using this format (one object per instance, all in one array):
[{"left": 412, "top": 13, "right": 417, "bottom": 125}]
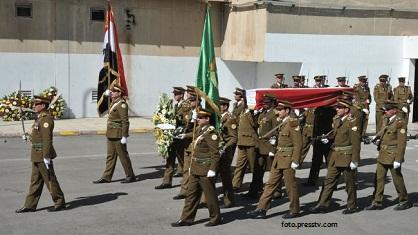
[
  {"left": 90, "top": 8, "right": 105, "bottom": 22},
  {"left": 16, "top": 3, "right": 32, "bottom": 18}
]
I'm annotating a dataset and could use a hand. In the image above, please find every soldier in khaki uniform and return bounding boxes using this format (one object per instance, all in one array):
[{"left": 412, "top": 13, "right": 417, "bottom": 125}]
[
  {"left": 365, "top": 101, "right": 412, "bottom": 211},
  {"left": 393, "top": 77, "right": 414, "bottom": 123},
  {"left": 93, "top": 84, "right": 136, "bottom": 184},
  {"left": 171, "top": 109, "right": 221, "bottom": 227},
  {"left": 270, "top": 73, "right": 289, "bottom": 88},
  {"left": 16, "top": 96, "right": 66, "bottom": 213},
  {"left": 336, "top": 77, "right": 350, "bottom": 87},
  {"left": 310, "top": 99, "right": 361, "bottom": 214},
  {"left": 232, "top": 87, "right": 246, "bottom": 119},
  {"left": 173, "top": 92, "right": 200, "bottom": 200},
  {"left": 247, "top": 100, "right": 302, "bottom": 219},
  {"left": 155, "top": 87, "right": 191, "bottom": 189},
  {"left": 353, "top": 76, "right": 371, "bottom": 139},
  {"left": 292, "top": 75, "right": 304, "bottom": 88},
  {"left": 232, "top": 101, "right": 259, "bottom": 191},
  {"left": 373, "top": 74, "right": 393, "bottom": 133},
  {"left": 217, "top": 97, "right": 238, "bottom": 208}
]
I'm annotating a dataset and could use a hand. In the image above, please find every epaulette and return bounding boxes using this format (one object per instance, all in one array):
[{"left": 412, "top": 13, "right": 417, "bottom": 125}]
[{"left": 289, "top": 117, "right": 298, "bottom": 127}]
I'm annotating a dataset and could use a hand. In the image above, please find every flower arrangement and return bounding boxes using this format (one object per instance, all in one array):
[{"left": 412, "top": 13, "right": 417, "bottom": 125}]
[
  {"left": 152, "top": 93, "right": 176, "bottom": 159},
  {"left": 0, "top": 92, "right": 34, "bottom": 121},
  {"left": 40, "top": 87, "right": 66, "bottom": 119}
]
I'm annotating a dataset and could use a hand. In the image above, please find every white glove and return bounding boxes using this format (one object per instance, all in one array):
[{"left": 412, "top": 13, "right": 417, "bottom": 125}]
[
  {"left": 304, "top": 107, "right": 308, "bottom": 111},
  {"left": 349, "top": 161, "right": 358, "bottom": 170},
  {"left": 121, "top": 136, "right": 128, "bottom": 144},
  {"left": 366, "top": 99, "right": 370, "bottom": 104},
  {"left": 269, "top": 137, "right": 277, "bottom": 145},
  {"left": 291, "top": 162, "right": 299, "bottom": 170},
  {"left": 393, "top": 161, "right": 401, "bottom": 169},
  {"left": 294, "top": 109, "right": 300, "bottom": 116},
  {"left": 321, "top": 138, "right": 329, "bottom": 144},
  {"left": 268, "top": 152, "right": 275, "bottom": 157},
  {"left": 207, "top": 170, "right": 216, "bottom": 177},
  {"left": 192, "top": 110, "right": 197, "bottom": 120},
  {"left": 104, "top": 89, "right": 111, "bottom": 97},
  {"left": 219, "top": 149, "right": 225, "bottom": 155},
  {"left": 362, "top": 108, "right": 369, "bottom": 114},
  {"left": 22, "top": 134, "right": 28, "bottom": 141},
  {"left": 407, "top": 99, "right": 411, "bottom": 104},
  {"left": 253, "top": 109, "right": 260, "bottom": 115},
  {"left": 178, "top": 134, "right": 186, "bottom": 140},
  {"left": 402, "top": 107, "right": 408, "bottom": 113},
  {"left": 43, "top": 158, "right": 51, "bottom": 169}
]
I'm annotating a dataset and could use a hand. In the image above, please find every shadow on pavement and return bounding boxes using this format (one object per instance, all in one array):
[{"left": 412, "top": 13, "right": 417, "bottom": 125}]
[{"left": 65, "top": 192, "right": 128, "bottom": 210}]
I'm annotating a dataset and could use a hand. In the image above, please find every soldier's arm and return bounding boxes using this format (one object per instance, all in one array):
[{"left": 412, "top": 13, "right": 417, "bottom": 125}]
[
  {"left": 120, "top": 102, "right": 130, "bottom": 137},
  {"left": 224, "top": 117, "right": 238, "bottom": 149},
  {"left": 290, "top": 120, "right": 302, "bottom": 164},
  {"left": 395, "top": 119, "right": 407, "bottom": 163},
  {"left": 207, "top": 131, "right": 220, "bottom": 172},
  {"left": 349, "top": 119, "right": 361, "bottom": 163},
  {"left": 408, "top": 87, "right": 414, "bottom": 101},
  {"left": 40, "top": 116, "right": 53, "bottom": 158}
]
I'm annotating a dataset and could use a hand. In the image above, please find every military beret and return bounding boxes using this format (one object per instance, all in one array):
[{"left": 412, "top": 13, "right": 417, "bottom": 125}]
[
  {"left": 274, "top": 73, "right": 284, "bottom": 78},
  {"left": 217, "top": 97, "right": 231, "bottom": 105},
  {"left": 379, "top": 74, "right": 389, "bottom": 81},
  {"left": 197, "top": 108, "right": 212, "bottom": 118},
  {"left": 292, "top": 75, "right": 301, "bottom": 81},
  {"left": 276, "top": 100, "right": 292, "bottom": 109},
  {"left": 337, "top": 77, "right": 346, "bottom": 82},
  {"left": 334, "top": 99, "right": 352, "bottom": 109},
  {"left": 233, "top": 87, "right": 245, "bottom": 95},
  {"left": 358, "top": 75, "right": 368, "bottom": 81},
  {"left": 33, "top": 95, "right": 51, "bottom": 105},
  {"left": 172, "top": 87, "right": 185, "bottom": 94},
  {"left": 383, "top": 100, "right": 399, "bottom": 111},
  {"left": 110, "top": 83, "right": 125, "bottom": 94},
  {"left": 398, "top": 77, "right": 406, "bottom": 82}
]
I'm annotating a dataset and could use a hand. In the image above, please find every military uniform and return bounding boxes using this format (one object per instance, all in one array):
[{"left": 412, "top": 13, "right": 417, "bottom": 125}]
[
  {"left": 176, "top": 113, "right": 221, "bottom": 226},
  {"left": 367, "top": 102, "right": 410, "bottom": 210},
  {"left": 353, "top": 76, "right": 371, "bottom": 137},
  {"left": 270, "top": 73, "right": 289, "bottom": 88},
  {"left": 249, "top": 102, "right": 302, "bottom": 218},
  {"left": 232, "top": 88, "right": 246, "bottom": 120},
  {"left": 336, "top": 76, "right": 350, "bottom": 87},
  {"left": 17, "top": 97, "right": 65, "bottom": 213},
  {"left": 232, "top": 108, "right": 258, "bottom": 190},
  {"left": 218, "top": 108, "right": 238, "bottom": 207},
  {"left": 300, "top": 108, "right": 315, "bottom": 163},
  {"left": 314, "top": 100, "right": 361, "bottom": 213},
  {"left": 393, "top": 77, "right": 413, "bottom": 123},
  {"left": 373, "top": 75, "right": 393, "bottom": 133},
  {"left": 157, "top": 87, "right": 191, "bottom": 188},
  {"left": 97, "top": 95, "right": 136, "bottom": 182}
]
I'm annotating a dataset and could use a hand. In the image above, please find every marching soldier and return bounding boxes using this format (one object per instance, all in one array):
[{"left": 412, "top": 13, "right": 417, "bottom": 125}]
[
  {"left": 155, "top": 87, "right": 191, "bottom": 189},
  {"left": 336, "top": 77, "right": 349, "bottom": 87},
  {"left": 243, "top": 94, "right": 279, "bottom": 198},
  {"left": 300, "top": 108, "right": 315, "bottom": 163},
  {"left": 232, "top": 102, "right": 259, "bottom": 192},
  {"left": 218, "top": 97, "right": 238, "bottom": 208},
  {"left": 173, "top": 92, "right": 200, "bottom": 200},
  {"left": 16, "top": 95, "right": 66, "bottom": 213},
  {"left": 271, "top": 73, "right": 289, "bottom": 88},
  {"left": 310, "top": 99, "right": 361, "bottom": 214},
  {"left": 171, "top": 109, "right": 222, "bottom": 227},
  {"left": 353, "top": 75, "right": 371, "bottom": 139},
  {"left": 232, "top": 87, "right": 247, "bottom": 119},
  {"left": 247, "top": 100, "right": 302, "bottom": 219},
  {"left": 373, "top": 74, "right": 393, "bottom": 133},
  {"left": 365, "top": 101, "right": 412, "bottom": 211},
  {"left": 93, "top": 84, "right": 136, "bottom": 184},
  {"left": 393, "top": 77, "right": 413, "bottom": 123}
]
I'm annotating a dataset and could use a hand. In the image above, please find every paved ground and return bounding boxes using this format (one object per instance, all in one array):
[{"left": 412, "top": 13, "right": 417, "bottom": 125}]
[{"left": 1, "top": 133, "right": 418, "bottom": 235}]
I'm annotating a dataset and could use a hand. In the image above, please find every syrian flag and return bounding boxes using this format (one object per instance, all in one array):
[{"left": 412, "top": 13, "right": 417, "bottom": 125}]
[{"left": 97, "top": 3, "right": 128, "bottom": 116}]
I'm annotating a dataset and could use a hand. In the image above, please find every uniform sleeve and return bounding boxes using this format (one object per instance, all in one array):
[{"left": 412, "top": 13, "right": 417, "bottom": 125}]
[
  {"left": 120, "top": 102, "right": 130, "bottom": 137},
  {"left": 207, "top": 131, "right": 220, "bottom": 172},
  {"left": 224, "top": 116, "right": 238, "bottom": 149},
  {"left": 349, "top": 120, "right": 361, "bottom": 163},
  {"left": 395, "top": 120, "right": 407, "bottom": 163},
  {"left": 290, "top": 123, "right": 302, "bottom": 164},
  {"left": 388, "top": 85, "right": 394, "bottom": 100},
  {"left": 408, "top": 87, "right": 414, "bottom": 101},
  {"left": 40, "top": 116, "right": 53, "bottom": 158}
]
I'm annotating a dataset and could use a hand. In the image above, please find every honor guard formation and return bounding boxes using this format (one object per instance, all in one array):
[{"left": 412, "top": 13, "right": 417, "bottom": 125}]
[{"left": 15, "top": 73, "right": 417, "bottom": 228}]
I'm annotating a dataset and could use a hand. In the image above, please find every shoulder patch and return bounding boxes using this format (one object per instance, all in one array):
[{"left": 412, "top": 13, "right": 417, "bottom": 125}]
[
  {"left": 231, "top": 124, "right": 237, "bottom": 129},
  {"left": 43, "top": 122, "right": 49, "bottom": 128},
  {"left": 294, "top": 126, "right": 300, "bottom": 131},
  {"left": 351, "top": 126, "right": 358, "bottom": 131},
  {"left": 400, "top": 129, "right": 406, "bottom": 134},
  {"left": 211, "top": 134, "right": 218, "bottom": 140},
  {"left": 121, "top": 103, "right": 127, "bottom": 109}
]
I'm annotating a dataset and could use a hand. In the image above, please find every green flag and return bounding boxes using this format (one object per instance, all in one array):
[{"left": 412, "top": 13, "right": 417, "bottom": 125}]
[{"left": 196, "top": 4, "right": 220, "bottom": 129}]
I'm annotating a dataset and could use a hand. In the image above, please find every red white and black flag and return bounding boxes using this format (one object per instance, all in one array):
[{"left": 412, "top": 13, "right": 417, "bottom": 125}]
[{"left": 97, "top": 2, "right": 128, "bottom": 116}]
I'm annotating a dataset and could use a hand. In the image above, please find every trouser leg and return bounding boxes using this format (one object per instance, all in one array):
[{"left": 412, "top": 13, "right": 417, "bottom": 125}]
[
  {"left": 200, "top": 177, "right": 221, "bottom": 223},
  {"left": 390, "top": 166, "right": 408, "bottom": 203},
  {"left": 180, "top": 175, "right": 201, "bottom": 222},
  {"left": 102, "top": 140, "right": 118, "bottom": 181},
  {"left": 373, "top": 162, "right": 388, "bottom": 204},
  {"left": 114, "top": 141, "right": 135, "bottom": 178}
]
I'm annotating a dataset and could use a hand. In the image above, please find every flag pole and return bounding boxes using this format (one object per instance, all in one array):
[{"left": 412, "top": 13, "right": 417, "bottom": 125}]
[{"left": 107, "top": 0, "right": 111, "bottom": 114}]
